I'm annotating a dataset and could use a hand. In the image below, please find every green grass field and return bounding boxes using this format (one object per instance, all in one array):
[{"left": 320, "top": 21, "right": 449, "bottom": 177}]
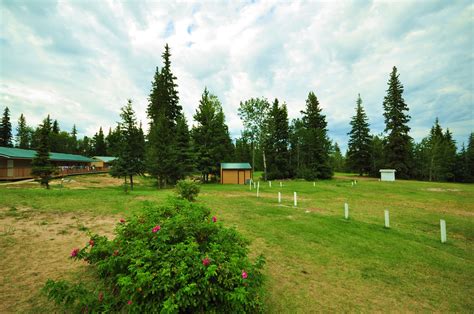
[{"left": 0, "top": 173, "right": 473, "bottom": 312}]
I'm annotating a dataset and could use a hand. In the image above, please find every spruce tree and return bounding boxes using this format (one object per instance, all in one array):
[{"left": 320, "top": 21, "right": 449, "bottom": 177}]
[
  {"left": 382, "top": 66, "right": 413, "bottom": 178},
  {"left": 289, "top": 118, "right": 304, "bottom": 177},
  {"left": 0, "top": 106, "right": 13, "bottom": 147},
  {"left": 70, "top": 125, "right": 78, "bottom": 154},
  {"left": 369, "top": 134, "right": 385, "bottom": 177},
  {"left": 174, "top": 115, "right": 194, "bottom": 180},
  {"left": 330, "top": 142, "right": 345, "bottom": 172},
  {"left": 146, "top": 44, "right": 183, "bottom": 188},
  {"left": 93, "top": 127, "right": 107, "bottom": 156},
  {"left": 110, "top": 100, "right": 145, "bottom": 191},
  {"left": 16, "top": 114, "right": 30, "bottom": 148},
  {"left": 31, "top": 116, "right": 55, "bottom": 189},
  {"left": 347, "top": 94, "right": 372, "bottom": 176},
  {"left": 299, "top": 92, "right": 333, "bottom": 179},
  {"left": 265, "top": 99, "right": 290, "bottom": 179},
  {"left": 192, "top": 88, "right": 233, "bottom": 182}
]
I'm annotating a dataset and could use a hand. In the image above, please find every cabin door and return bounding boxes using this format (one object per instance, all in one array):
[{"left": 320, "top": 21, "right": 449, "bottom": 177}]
[
  {"left": 7, "top": 160, "right": 13, "bottom": 177},
  {"left": 238, "top": 170, "right": 245, "bottom": 184}
]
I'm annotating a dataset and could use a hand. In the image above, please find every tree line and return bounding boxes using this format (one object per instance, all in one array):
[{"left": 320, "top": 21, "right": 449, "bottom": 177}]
[{"left": 1, "top": 45, "right": 472, "bottom": 187}]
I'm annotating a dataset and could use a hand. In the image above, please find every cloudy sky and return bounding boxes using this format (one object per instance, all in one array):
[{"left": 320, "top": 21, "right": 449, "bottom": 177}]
[{"left": 0, "top": 0, "right": 472, "bottom": 151}]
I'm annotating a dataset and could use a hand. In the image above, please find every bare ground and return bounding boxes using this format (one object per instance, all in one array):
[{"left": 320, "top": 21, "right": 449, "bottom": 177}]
[{"left": 0, "top": 207, "right": 120, "bottom": 313}]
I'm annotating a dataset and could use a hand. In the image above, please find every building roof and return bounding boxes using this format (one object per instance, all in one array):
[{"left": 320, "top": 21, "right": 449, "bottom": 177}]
[
  {"left": 0, "top": 146, "right": 94, "bottom": 162},
  {"left": 379, "top": 169, "right": 396, "bottom": 172},
  {"left": 221, "top": 162, "right": 252, "bottom": 170},
  {"left": 93, "top": 156, "right": 117, "bottom": 163}
]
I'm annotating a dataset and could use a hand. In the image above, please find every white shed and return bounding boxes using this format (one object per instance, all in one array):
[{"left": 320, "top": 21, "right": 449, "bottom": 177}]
[{"left": 380, "top": 169, "right": 396, "bottom": 181}]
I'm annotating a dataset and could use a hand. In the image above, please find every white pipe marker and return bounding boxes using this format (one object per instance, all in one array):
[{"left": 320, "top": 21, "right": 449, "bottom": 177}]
[
  {"left": 313, "top": 182, "right": 315, "bottom": 187},
  {"left": 440, "top": 219, "right": 447, "bottom": 243},
  {"left": 269, "top": 181, "right": 272, "bottom": 188},
  {"left": 344, "top": 203, "right": 349, "bottom": 219},
  {"left": 278, "top": 192, "right": 281, "bottom": 204},
  {"left": 384, "top": 210, "right": 390, "bottom": 228},
  {"left": 294, "top": 192, "right": 297, "bottom": 207},
  {"left": 280, "top": 182, "right": 282, "bottom": 187},
  {"left": 257, "top": 181, "right": 260, "bottom": 198}
]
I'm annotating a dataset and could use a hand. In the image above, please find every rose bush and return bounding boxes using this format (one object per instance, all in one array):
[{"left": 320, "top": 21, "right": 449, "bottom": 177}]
[{"left": 44, "top": 199, "right": 265, "bottom": 313}]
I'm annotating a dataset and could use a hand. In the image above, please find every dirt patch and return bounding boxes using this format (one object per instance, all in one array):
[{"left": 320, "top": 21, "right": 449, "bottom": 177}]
[
  {"left": 49, "top": 174, "right": 126, "bottom": 189},
  {"left": 0, "top": 207, "right": 120, "bottom": 312},
  {"left": 424, "top": 188, "right": 461, "bottom": 192}
]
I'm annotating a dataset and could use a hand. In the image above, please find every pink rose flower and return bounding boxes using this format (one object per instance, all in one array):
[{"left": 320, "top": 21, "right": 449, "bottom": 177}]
[
  {"left": 152, "top": 225, "right": 161, "bottom": 233},
  {"left": 242, "top": 271, "right": 248, "bottom": 279},
  {"left": 127, "top": 300, "right": 132, "bottom": 305},
  {"left": 212, "top": 216, "right": 217, "bottom": 223},
  {"left": 202, "top": 257, "right": 210, "bottom": 266},
  {"left": 70, "top": 248, "right": 79, "bottom": 257}
]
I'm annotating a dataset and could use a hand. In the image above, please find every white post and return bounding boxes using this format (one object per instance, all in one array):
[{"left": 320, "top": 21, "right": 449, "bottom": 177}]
[
  {"left": 250, "top": 179, "right": 252, "bottom": 190},
  {"left": 384, "top": 210, "right": 390, "bottom": 228},
  {"left": 440, "top": 219, "right": 447, "bottom": 243},
  {"left": 257, "top": 181, "right": 260, "bottom": 198},
  {"left": 278, "top": 192, "right": 281, "bottom": 204},
  {"left": 344, "top": 203, "right": 349, "bottom": 219},
  {"left": 269, "top": 181, "right": 272, "bottom": 188},
  {"left": 280, "top": 182, "right": 282, "bottom": 187},
  {"left": 313, "top": 182, "right": 315, "bottom": 187},
  {"left": 294, "top": 192, "right": 297, "bottom": 207},
  {"left": 351, "top": 182, "right": 354, "bottom": 187}
]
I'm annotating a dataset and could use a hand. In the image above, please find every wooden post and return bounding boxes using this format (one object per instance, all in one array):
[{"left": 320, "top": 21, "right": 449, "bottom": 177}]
[
  {"left": 278, "top": 192, "right": 281, "bottom": 204},
  {"left": 384, "top": 210, "right": 390, "bottom": 228},
  {"left": 294, "top": 192, "right": 297, "bottom": 207},
  {"left": 344, "top": 203, "right": 349, "bottom": 219},
  {"left": 440, "top": 219, "right": 447, "bottom": 243}
]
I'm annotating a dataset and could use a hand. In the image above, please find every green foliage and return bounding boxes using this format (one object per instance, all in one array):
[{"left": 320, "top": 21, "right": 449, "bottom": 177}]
[
  {"left": 192, "top": 88, "right": 234, "bottom": 182},
  {"left": 347, "top": 94, "right": 372, "bottom": 175},
  {"left": 15, "top": 113, "right": 31, "bottom": 149},
  {"left": 330, "top": 142, "right": 345, "bottom": 172},
  {"left": 382, "top": 66, "right": 413, "bottom": 178},
  {"left": 93, "top": 127, "right": 107, "bottom": 156},
  {"left": 175, "top": 179, "right": 201, "bottom": 201},
  {"left": 265, "top": 99, "right": 290, "bottom": 180},
  {"left": 44, "top": 200, "right": 266, "bottom": 312},
  {"left": 110, "top": 100, "right": 146, "bottom": 191},
  {"left": 31, "top": 115, "right": 55, "bottom": 189},
  {"left": 299, "top": 92, "right": 333, "bottom": 179},
  {"left": 0, "top": 106, "right": 13, "bottom": 147}
]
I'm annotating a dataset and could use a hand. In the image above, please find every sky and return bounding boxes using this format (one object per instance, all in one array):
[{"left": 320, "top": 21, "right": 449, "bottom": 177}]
[{"left": 0, "top": 0, "right": 472, "bottom": 152}]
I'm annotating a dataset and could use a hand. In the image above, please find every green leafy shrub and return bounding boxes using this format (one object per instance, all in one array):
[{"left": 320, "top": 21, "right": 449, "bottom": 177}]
[
  {"left": 175, "top": 179, "right": 201, "bottom": 201},
  {"left": 44, "top": 199, "right": 265, "bottom": 312}
]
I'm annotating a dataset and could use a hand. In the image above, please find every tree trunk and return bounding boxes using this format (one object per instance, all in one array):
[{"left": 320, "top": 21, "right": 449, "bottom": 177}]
[
  {"left": 263, "top": 149, "right": 267, "bottom": 181},
  {"left": 130, "top": 175, "right": 133, "bottom": 190},
  {"left": 252, "top": 141, "right": 255, "bottom": 175}
]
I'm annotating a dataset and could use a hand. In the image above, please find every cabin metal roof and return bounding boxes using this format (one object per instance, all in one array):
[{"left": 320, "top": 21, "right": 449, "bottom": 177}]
[
  {"left": 0, "top": 146, "right": 94, "bottom": 162},
  {"left": 92, "top": 156, "right": 117, "bottom": 163},
  {"left": 221, "top": 162, "right": 252, "bottom": 170}
]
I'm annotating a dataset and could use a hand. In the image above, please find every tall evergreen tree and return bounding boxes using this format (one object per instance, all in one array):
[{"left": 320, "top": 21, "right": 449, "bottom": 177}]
[
  {"left": 31, "top": 115, "right": 55, "bottom": 189},
  {"left": 369, "top": 134, "right": 385, "bottom": 177},
  {"left": 299, "top": 92, "right": 333, "bottom": 179},
  {"left": 93, "top": 127, "right": 107, "bottom": 156},
  {"left": 146, "top": 44, "right": 182, "bottom": 188},
  {"left": 382, "top": 66, "right": 413, "bottom": 178},
  {"left": 289, "top": 118, "right": 304, "bottom": 177},
  {"left": 192, "top": 88, "right": 233, "bottom": 182},
  {"left": 175, "top": 115, "right": 195, "bottom": 180},
  {"left": 234, "top": 134, "right": 252, "bottom": 164},
  {"left": 110, "top": 100, "right": 145, "bottom": 191},
  {"left": 265, "top": 99, "right": 290, "bottom": 179},
  {"left": 330, "top": 142, "right": 346, "bottom": 172},
  {"left": 347, "top": 94, "right": 372, "bottom": 176},
  {"left": 106, "top": 126, "right": 122, "bottom": 157},
  {"left": 0, "top": 106, "right": 13, "bottom": 147},
  {"left": 70, "top": 124, "right": 78, "bottom": 154},
  {"left": 16, "top": 114, "right": 30, "bottom": 148}
]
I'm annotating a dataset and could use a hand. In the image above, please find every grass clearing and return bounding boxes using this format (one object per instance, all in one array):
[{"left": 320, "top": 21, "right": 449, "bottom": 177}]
[{"left": 0, "top": 173, "right": 473, "bottom": 312}]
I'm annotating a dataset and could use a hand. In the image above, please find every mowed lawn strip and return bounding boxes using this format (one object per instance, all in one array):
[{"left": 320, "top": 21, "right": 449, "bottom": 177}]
[{"left": 0, "top": 173, "right": 473, "bottom": 312}]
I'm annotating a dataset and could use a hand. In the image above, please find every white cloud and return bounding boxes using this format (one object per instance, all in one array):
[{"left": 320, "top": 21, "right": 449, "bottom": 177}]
[{"left": 0, "top": 0, "right": 472, "bottom": 151}]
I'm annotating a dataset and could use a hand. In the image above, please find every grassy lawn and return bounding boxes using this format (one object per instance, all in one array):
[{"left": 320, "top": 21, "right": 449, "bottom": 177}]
[{"left": 0, "top": 173, "right": 473, "bottom": 312}]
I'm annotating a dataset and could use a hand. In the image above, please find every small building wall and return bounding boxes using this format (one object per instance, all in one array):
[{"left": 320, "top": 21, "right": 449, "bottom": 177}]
[
  {"left": 221, "top": 169, "right": 252, "bottom": 184},
  {"left": 380, "top": 169, "right": 396, "bottom": 181}
]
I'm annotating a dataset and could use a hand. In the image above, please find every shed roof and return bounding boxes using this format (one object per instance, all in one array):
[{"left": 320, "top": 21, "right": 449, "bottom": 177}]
[
  {"left": 221, "top": 162, "right": 252, "bottom": 170},
  {"left": 0, "top": 146, "right": 94, "bottom": 162},
  {"left": 93, "top": 156, "right": 117, "bottom": 163}
]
